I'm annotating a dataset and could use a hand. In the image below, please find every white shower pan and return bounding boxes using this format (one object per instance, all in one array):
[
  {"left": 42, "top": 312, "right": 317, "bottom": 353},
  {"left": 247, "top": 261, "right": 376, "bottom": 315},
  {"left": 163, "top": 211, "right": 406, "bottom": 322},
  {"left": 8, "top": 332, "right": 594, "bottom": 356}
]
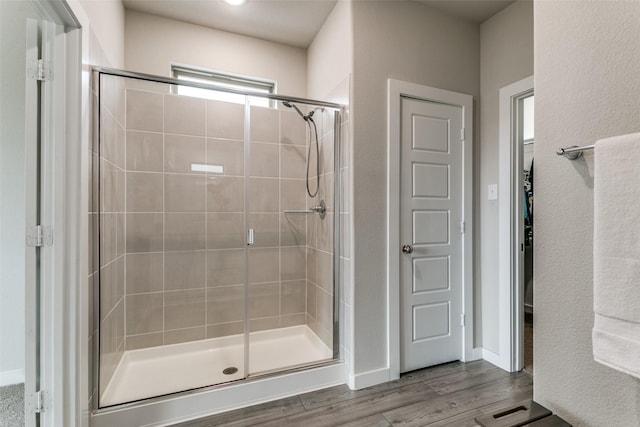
[{"left": 101, "top": 325, "right": 332, "bottom": 407}]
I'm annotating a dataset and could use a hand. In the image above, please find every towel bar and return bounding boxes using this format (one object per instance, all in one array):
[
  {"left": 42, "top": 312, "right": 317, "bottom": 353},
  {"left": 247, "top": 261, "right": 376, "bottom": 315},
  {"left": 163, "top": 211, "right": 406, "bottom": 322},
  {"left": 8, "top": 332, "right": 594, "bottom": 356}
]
[{"left": 556, "top": 144, "right": 594, "bottom": 160}]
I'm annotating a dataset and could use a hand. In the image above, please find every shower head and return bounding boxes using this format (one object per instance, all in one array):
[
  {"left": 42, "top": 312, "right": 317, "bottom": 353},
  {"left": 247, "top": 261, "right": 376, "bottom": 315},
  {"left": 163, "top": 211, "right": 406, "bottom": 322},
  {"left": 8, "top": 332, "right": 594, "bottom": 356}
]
[{"left": 282, "top": 101, "right": 308, "bottom": 121}]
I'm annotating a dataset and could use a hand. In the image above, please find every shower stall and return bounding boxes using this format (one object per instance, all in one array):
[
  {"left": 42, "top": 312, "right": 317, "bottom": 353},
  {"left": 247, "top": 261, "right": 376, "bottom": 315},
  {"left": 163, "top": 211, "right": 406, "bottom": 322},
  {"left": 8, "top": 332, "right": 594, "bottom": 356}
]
[{"left": 93, "top": 68, "right": 342, "bottom": 409}]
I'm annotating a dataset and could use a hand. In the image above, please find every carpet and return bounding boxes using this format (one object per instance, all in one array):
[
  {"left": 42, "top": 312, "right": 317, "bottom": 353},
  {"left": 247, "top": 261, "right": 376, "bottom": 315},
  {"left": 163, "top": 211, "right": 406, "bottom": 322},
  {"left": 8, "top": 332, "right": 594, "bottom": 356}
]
[{"left": 0, "top": 383, "right": 25, "bottom": 427}]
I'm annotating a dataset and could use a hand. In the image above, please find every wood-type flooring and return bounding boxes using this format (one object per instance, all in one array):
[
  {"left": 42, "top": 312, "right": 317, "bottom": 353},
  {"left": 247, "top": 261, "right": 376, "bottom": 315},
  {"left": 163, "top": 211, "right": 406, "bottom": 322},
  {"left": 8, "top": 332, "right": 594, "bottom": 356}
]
[{"left": 172, "top": 360, "right": 533, "bottom": 427}]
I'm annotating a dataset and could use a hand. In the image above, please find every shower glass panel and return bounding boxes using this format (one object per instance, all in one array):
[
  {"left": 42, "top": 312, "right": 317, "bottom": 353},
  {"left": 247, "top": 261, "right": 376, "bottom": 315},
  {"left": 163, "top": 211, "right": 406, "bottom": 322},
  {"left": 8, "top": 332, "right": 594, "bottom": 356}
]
[
  {"left": 96, "top": 71, "right": 339, "bottom": 408},
  {"left": 97, "top": 74, "right": 248, "bottom": 406},
  {"left": 246, "top": 104, "right": 336, "bottom": 376}
]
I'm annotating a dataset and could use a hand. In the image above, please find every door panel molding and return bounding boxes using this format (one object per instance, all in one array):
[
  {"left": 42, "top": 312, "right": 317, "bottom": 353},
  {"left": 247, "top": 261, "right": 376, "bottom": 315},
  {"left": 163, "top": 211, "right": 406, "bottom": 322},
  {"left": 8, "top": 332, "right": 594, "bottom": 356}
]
[
  {"left": 401, "top": 97, "right": 461, "bottom": 371},
  {"left": 387, "top": 79, "right": 476, "bottom": 380}
]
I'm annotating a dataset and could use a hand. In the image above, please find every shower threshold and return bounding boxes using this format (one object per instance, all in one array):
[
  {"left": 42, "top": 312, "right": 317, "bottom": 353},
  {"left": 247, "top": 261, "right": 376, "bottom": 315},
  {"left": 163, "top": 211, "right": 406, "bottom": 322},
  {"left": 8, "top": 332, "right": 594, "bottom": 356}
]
[{"left": 100, "top": 324, "right": 332, "bottom": 407}]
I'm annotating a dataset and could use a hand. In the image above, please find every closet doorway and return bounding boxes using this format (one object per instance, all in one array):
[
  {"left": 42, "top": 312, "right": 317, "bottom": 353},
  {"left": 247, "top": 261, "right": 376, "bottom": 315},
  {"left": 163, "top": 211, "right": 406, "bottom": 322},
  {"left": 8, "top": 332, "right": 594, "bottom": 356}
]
[
  {"left": 498, "top": 76, "right": 533, "bottom": 374},
  {"left": 522, "top": 94, "right": 534, "bottom": 375}
]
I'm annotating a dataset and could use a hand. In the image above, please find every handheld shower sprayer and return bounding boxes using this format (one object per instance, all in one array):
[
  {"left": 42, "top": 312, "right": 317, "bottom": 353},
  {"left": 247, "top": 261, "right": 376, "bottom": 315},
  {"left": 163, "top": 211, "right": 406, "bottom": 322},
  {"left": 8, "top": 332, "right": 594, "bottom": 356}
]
[{"left": 282, "top": 100, "right": 320, "bottom": 198}]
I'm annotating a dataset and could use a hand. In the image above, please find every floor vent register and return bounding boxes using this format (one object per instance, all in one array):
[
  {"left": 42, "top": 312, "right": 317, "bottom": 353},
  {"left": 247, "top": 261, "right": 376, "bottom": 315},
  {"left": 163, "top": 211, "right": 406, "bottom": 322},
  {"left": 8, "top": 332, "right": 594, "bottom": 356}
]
[{"left": 475, "top": 400, "right": 571, "bottom": 427}]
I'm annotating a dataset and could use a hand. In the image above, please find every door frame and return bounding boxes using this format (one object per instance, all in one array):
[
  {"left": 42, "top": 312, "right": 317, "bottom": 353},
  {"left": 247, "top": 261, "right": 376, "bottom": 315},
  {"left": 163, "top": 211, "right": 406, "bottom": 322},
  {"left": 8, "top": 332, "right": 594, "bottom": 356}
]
[
  {"left": 498, "top": 76, "right": 534, "bottom": 372},
  {"left": 387, "top": 79, "right": 475, "bottom": 380},
  {"left": 27, "top": 0, "right": 83, "bottom": 425}
]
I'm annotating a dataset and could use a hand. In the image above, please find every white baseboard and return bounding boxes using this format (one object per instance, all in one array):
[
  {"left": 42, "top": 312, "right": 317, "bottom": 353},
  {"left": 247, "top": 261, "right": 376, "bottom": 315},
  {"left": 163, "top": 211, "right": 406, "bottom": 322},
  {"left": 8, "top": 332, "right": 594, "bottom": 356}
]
[
  {"left": 0, "top": 369, "right": 25, "bottom": 386},
  {"left": 482, "top": 348, "right": 508, "bottom": 370},
  {"left": 470, "top": 347, "right": 484, "bottom": 361},
  {"left": 347, "top": 367, "right": 390, "bottom": 390}
]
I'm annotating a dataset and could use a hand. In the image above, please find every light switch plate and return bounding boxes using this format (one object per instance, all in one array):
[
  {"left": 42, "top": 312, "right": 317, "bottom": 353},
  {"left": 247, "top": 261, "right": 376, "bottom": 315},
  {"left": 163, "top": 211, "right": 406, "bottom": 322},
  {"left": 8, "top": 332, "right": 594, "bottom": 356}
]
[{"left": 488, "top": 184, "right": 498, "bottom": 200}]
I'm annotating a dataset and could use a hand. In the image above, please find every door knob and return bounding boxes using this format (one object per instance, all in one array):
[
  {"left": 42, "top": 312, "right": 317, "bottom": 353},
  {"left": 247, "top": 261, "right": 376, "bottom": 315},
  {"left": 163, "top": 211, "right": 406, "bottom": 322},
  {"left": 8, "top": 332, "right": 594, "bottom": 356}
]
[{"left": 402, "top": 245, "right": 413, "bottom": 254}]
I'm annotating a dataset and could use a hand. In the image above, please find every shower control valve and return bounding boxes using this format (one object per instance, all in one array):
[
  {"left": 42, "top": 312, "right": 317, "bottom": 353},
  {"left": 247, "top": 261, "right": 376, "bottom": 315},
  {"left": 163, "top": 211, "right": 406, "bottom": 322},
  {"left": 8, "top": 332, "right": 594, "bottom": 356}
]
[{"left": 310, "top": 200, "right": 327, "bottom": 219}]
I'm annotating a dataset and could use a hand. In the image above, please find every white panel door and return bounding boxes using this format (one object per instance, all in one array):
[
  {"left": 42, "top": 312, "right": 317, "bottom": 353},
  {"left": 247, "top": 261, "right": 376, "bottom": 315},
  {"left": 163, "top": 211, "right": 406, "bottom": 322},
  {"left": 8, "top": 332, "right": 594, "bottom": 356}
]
[{"left": 400, "top": 97, "right": 464, "bottom": 372}]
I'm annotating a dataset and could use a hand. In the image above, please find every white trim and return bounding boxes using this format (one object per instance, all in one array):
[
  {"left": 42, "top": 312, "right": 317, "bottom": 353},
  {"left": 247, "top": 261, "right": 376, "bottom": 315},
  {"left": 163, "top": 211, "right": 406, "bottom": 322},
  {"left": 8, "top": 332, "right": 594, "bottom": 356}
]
[
  {"left": 91, "top": 363, "right": 345, "bottom": 427},
  {"left": 0, "top": 369, "right": 26, "bottom": 386},
  {"left": 23, "top": 16, "right": 41, "bottom": 427},
  {"left": 40, "top": 18, "right": 63, "bottom": 427},
  {"left": 482, "top": 348, "right": 503, "bottom": 368},
  {"left": 498, "top": 76, "right": 534, "bottom": 372},
  {"left": 387, "top": 79, "right": 474, "bottom": 377},
  {"left": 32, "top": 2, "right": 83, "bottom": 426},
  {"left": 472, "top": 347, "right": 484, "bottom": 361},
  {"left": 62, "top": 26, "right": 83, "bottom": 427},
  {"left": 347, "top": 367, "right": 391, "bottom": 390}
]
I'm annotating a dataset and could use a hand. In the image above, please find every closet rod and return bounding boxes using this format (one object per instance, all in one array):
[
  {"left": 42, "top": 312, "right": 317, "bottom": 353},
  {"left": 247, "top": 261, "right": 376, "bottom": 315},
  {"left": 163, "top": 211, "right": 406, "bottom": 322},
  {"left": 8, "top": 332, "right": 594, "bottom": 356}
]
[{"left": 556, "top": 144, "right": 594, "bottom": 160}]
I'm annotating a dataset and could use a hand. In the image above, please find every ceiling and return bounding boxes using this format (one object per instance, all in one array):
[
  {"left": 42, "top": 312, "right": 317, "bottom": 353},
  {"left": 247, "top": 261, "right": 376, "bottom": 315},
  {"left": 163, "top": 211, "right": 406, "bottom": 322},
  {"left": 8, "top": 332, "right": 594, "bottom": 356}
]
[
  {"left": 416, "top": 0, "right": 515, "bottom": 24},
  {"left": 122, "top": 0, "right": 516, "bottom": 49},
  {"left": 122, "top": 0, "right": 339, "bottom": 48}
]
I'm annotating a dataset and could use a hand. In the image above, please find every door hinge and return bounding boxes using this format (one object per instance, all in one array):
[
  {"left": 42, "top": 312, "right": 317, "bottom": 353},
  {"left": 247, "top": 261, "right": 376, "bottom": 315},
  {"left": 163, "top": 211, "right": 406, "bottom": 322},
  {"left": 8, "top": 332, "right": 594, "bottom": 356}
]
[
  {"left": 31, "top": 390, "right": 45, "bottom": 413},
  {"left": 460, "top": 313, "right": 466, "bottom": 327},
  {"left": 29, "top": 59, "right": 52, "bottom": 81},
  {"left": 26, "top": 225, "right": 53, "bottom": 247},
  {"left": 460, "top": 128, "right": 465, "bottom": 141},
  {"left": 459, "top": 221, "right": 465, "bottom": 234}
]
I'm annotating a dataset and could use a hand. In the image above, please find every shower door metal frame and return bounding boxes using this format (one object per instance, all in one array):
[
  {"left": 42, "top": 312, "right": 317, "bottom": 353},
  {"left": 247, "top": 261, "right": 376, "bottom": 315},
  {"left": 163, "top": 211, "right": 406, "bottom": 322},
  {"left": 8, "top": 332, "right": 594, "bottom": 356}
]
[
  {"left": 93, "top": 67, "right": 344, "bottom": 411},
  {"left": 332, "top": 111, "right": 342, "bottom": 358},
  {"left": 94, "top": 67, "right": 343, "bottom": 109}
]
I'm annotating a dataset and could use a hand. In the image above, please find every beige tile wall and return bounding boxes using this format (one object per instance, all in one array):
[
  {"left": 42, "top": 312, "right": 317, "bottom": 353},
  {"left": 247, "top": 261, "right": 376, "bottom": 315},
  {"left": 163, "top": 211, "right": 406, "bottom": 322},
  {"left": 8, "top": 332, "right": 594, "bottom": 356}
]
[
  {"left": 95, "top": 73, "right": 127, "bottom": 399},
  {"left": 306, "top": 107, "right": 339, "bottom": 349},
  {"left": 93, "top": 76, "right": 344, "bottom": 402},
  {"left": 122, "top": 86, "right": 335, "bottom": 351}
]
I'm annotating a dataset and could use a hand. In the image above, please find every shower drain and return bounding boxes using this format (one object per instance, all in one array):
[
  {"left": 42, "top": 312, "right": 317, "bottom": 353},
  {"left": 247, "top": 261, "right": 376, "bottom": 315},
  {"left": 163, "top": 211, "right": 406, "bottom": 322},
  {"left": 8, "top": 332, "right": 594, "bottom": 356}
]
[{"left": 223, "top": 367, "right": 239, "bottom": 375}]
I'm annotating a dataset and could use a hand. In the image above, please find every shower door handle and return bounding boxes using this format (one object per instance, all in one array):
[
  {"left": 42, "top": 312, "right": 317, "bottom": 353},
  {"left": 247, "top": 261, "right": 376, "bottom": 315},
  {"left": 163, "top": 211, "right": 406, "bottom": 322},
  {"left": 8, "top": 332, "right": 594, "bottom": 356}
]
[{"left": 247, "top": 229, "right": 254, "bottom": 246}]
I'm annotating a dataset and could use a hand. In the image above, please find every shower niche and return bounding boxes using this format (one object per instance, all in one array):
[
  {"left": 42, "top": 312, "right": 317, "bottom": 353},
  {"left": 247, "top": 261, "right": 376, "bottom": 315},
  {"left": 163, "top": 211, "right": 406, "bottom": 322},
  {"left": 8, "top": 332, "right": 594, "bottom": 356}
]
[{"left": 94, "top": 70, "right": 341, "bottom": 407}]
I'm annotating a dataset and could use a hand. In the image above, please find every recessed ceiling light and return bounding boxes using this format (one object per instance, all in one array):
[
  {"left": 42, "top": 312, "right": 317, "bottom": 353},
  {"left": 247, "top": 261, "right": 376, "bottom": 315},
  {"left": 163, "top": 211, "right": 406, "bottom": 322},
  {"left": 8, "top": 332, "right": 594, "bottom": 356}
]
[{"left": 224, "top": 0, "right": 246, "bottom": 6}]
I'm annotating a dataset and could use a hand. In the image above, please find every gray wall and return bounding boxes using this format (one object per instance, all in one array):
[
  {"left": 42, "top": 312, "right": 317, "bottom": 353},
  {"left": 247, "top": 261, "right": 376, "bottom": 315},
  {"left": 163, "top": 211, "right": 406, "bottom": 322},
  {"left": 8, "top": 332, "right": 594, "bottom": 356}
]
[
  {"left": 78, "top": 0, "right": 125, "bottom": 68},
  {"left": 534, "top": 1, "right": 640, "bottom": 425},
  {"left": 0, "top": 0, "right": 30, "bottom": 382},
  {"left": 306, "top": 0, "right": 353, "bottom": 378},
  {"left": 307, "top": 0, "right": 352, "bottom": 101},
  {"left": 351, "top": 1, "right": 480, "bottom": 375},
  {"left": 125, "top": 10, "right": 307, "bottom": 98},
  {"left": 478, "top": 0, "right": 533, "bottom": 352}
]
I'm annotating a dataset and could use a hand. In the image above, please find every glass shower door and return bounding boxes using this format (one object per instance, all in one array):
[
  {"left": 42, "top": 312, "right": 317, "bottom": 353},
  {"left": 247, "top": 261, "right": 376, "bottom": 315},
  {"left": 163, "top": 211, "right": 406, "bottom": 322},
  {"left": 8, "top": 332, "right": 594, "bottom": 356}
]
[
  {"left": 97, "top": 74, "right": 249, "bottom": 406},
  {"left": 246, "top": 102, "right": 336, "bottom": 377},
  {"left": 96, "top": 71, "right": 341, "bottom": 407},
  {"left": 246, "top": 103, "right": 285, "bottom": 375},
  {"left": 203, "top": 96, "right": 249, "bottom": 381}
]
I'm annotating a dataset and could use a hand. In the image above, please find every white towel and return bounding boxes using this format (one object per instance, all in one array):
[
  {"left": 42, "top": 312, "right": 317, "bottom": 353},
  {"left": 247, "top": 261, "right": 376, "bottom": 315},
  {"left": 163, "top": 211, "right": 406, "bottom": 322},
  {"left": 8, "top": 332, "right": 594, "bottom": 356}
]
[{"left": 593, "top": 132, "right": 640, "bottom": 379}]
